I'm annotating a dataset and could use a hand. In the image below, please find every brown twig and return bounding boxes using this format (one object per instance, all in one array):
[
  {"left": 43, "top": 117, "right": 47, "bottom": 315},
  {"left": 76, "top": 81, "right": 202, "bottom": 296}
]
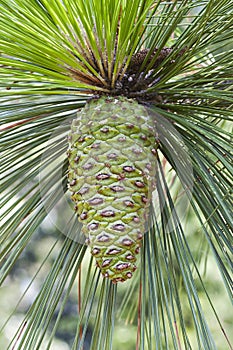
[
  {"left": 136, "top": 281, "right": 142, "bottom": 350},
  {"left": 0, "top": 115, "right": 42, "bottom": 131},
  {"left": 78, "top": 265, "right": 83, "bottom": 347}
]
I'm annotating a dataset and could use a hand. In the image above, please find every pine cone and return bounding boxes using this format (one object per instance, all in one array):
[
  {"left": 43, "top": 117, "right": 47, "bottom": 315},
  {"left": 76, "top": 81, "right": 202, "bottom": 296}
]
[{"left": 67, "top": 96, "right": 157, "bottom": 283}]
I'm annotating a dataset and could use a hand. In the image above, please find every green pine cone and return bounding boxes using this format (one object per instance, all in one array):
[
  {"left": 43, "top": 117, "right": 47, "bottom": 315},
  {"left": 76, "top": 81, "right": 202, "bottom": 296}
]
[{"left": 67, "top": 96, "right": 157, "bottom": 283}]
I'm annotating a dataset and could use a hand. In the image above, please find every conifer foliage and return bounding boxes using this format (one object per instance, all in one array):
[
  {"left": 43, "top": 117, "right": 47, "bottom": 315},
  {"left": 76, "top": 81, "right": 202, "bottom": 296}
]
[{"left": 0, "top": 1, "right": 232, "bottom": 349}]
